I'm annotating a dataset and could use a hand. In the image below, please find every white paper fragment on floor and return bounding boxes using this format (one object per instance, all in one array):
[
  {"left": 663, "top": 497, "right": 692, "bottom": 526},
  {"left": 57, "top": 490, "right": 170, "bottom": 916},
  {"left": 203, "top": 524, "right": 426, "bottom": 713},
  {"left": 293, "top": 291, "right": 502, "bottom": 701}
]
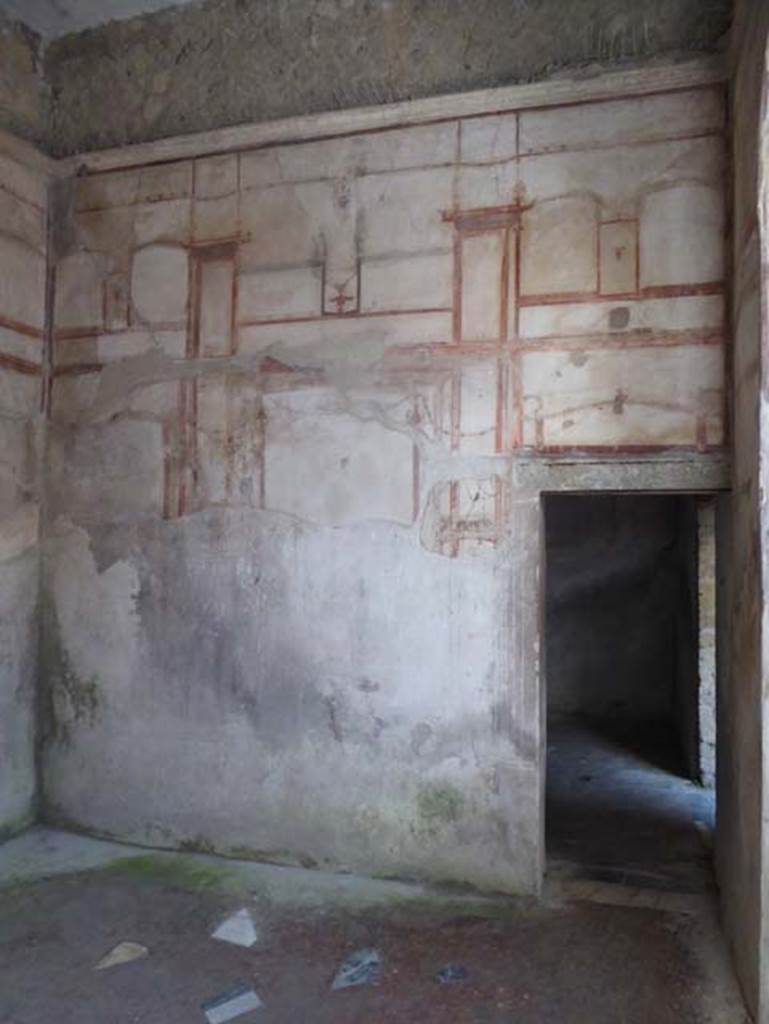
[
  {"left": 211, "top": 908, "right": 258, "bottom": 948},
  {"left": 94, "top": 941, "right": 149, "bottom": 970},
  {"left": 202, "top": 983, "right": 263, "bottom": 1023}
]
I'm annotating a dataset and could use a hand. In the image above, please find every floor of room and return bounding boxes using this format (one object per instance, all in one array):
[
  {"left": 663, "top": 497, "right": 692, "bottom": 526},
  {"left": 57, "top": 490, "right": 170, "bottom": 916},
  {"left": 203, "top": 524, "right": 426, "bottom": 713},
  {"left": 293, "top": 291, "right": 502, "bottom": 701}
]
[
  {"left": 0, "top": 827, "right": 746, "bottom": 1023},
  {"left": 546, "top": 715, "right": 715, "bottom": 892}
]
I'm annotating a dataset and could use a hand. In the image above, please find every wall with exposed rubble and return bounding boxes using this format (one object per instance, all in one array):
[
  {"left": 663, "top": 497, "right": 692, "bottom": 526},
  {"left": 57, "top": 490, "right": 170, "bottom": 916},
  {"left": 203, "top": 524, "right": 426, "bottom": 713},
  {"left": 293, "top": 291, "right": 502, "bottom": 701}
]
[
  {"left": 0, "top": 16, "right": 46, "bottom": 149},
  {"left": 41, "top": 83, "right": 727, "bottom": 890},
  {"left": 0, "top": 143, "right": 47, "bottom": 836},
  {"left": 42, "top": 0, "right": 731, "bottom": 156}
]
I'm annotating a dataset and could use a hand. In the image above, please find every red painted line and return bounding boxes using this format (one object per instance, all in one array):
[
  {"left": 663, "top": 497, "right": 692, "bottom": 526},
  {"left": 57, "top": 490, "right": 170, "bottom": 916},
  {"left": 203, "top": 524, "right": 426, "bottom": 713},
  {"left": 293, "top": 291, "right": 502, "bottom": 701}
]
[
  {"left": 514, "top": 82, "right": 722, "bottom": 118},
  {"left": 237, "top": 306, "right": 451, "bottom": 330},
  {"left": 53, "top": 362, "right": 101, "bottom": 377},
  {"left": 0, "top": 180, "right": 46, "bottom": 214},
  {"left": 512, "top": 223, "right": 523, "bottom": 448},
  {"left": 514, "top": 328, "right": 724, "bottom": 350},
  {"left": 517, "top": 128, "right": 722, "bottom": 161},
  {"left": 0, "top": 315, "right": 44, "bottom": 340},
  {"left": 443, "top": 204, "right": 527, "bottom": 232},
  {"left": 0, "top": 352, "right": 41, "bottom": 376},
  {"left": 452, "top": 229, "right": 462, "bottom": 345},
  {"left": 54, "top": 327, "right": 105, "bottom": 341},
  {"left": 55, "top": 321, "right": 186, "bottom": 341},
  {"left": 383, "top": 327, "right": 724, "bottom": 362},
  {"left": 529, "top": 443, "right": 726, "bottom": 455},
  {"left": 192, "top": 240, "right": 238, "bottom": 261},
  {"left": 499, "top": 225, "right": 510, "bottom": 346},
  {"left": 517, "top": 281, "right": 724, "bottom": 307},
  {"left": 640, "top": 282, "right": 724, "bottom": 299}
]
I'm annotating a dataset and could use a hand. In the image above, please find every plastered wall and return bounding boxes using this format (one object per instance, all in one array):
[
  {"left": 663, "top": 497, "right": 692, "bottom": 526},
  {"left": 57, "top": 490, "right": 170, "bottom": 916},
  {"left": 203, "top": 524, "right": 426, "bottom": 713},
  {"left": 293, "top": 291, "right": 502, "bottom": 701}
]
[
  {"left": 0, "top": 143, "right": 47, "bottom": 836},
  {"left": 716, "top": 2, "right": 769, "bottom": 1019},
  {"left": 41, "top": 83, "right": 727, "bottom": 890}
]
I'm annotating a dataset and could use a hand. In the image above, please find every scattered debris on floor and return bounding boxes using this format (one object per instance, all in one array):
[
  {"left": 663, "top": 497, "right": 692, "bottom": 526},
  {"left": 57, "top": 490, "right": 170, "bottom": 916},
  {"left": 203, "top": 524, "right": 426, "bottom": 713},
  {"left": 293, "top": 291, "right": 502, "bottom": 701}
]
[
  {"left": 435, "top": 962, "right": 469, "bottom": 984},
  {"left": 330, "top": 947, "right": 383, "bottom": 990},
  {"left": 0, "top": 838, "right": 749, "bottom": 1024},
  {"left": 94, "top": 941, "right": 149, "bottom": 970},
  {"left": 202, "top": 983, "right": 262, "bottom": 1023},
  {"left": 211, "top": 908, "right": 258, "bottom": 948}
]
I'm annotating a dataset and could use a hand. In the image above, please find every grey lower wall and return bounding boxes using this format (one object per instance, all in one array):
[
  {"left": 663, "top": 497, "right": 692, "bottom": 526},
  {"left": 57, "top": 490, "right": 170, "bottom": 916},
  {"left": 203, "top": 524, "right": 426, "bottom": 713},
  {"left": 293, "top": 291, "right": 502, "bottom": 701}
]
[
  {"left": 43, "top": 0, "right": 730, "bottom": 155},
  {"left": 545, "top": 494, "right": 696, "bottom": 727},
  {"left": 40, "top": 499, "right": 541, "bottom": 892},
  {"left": 0, "top": 548, "right": 38, "bottom": 838},
  {"left": 0, "top": 149, "right": 47, "bottom": 839}
]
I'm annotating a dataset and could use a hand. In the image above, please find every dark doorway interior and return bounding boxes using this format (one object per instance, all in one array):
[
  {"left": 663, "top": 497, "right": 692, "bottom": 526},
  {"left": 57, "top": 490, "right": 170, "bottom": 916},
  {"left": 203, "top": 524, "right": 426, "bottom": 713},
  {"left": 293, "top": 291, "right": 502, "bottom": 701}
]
[{"left": 544, "top": 494, "right": 715, "bottom": 893}]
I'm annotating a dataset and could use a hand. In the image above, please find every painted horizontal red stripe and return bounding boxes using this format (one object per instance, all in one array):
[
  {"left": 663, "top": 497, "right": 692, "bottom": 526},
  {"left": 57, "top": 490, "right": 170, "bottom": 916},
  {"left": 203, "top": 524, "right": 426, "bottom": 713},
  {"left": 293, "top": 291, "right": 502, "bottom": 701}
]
[
  {"left": 0, "top": 352, "right": 41, "bottom": 376},
  {"left": 384, "top": 328, "right": 724, "bottom": 360},
  {"left": 238, "top": 306, "right": 451, "bottom": 329},
  {"left": 526, "top": 443, "right": 725, "bottom": 455},
  {"left": 514, "top": 329, "right": 724, "bottom": 350},
  {"left": 53, "top": 363, "right": 103, "bottom": 377},
  {"left": 0, "top": 315, "right": 44, "bottom": 340},
  {"left": 0, "top": 180, "right": 46, "bottom": 214},
  {"left": 518, "top": 282, "right": 724, "bottom": 307},
  {"left": 55, "top": 321, "right": 186, "bottom": 341}
]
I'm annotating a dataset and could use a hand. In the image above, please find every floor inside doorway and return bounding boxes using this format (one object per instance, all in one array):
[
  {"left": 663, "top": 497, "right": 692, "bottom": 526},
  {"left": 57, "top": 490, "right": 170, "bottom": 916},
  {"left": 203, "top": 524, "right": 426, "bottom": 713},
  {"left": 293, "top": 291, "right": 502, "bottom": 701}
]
[
  {"left": 546, "top": 715, "right": 715, "bottom": 893},
  {"left": 0, "top": 828, "right": 746, "bottom": 1024}
]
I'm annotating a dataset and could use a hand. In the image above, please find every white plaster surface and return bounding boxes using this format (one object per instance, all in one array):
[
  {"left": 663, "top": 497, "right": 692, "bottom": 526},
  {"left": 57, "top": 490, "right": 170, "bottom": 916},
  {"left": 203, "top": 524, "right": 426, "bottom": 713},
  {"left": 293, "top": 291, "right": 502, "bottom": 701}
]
[
  {"left": 263, "top": 391, "right": 416, "bottom": 526},
  {"left": 131, "top": 244, "right": 188, "bottom": 324}
]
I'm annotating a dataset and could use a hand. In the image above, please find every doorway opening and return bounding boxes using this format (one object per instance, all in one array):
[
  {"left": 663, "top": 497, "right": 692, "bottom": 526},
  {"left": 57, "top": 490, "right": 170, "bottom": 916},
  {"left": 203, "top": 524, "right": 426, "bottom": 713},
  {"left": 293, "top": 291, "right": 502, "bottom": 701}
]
[{"left": 544, "top": 493, "right": 716, "bottom": 892}]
